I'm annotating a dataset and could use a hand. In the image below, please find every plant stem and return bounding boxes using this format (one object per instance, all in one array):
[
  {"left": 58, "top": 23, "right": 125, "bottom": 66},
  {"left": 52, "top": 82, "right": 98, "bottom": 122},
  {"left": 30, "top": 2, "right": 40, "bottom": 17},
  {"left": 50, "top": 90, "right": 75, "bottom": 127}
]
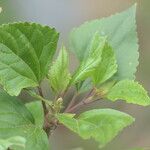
[
  {"left": 66, "top": 96, "right": 93, "bottom": 113},
  {"left": 38, "top": 87, "right": 47, "bottom": 117},
  {"left": 66, "top": 88, "right": 95, "bottom": 113},
  {"left": 37, "top": 87, "right": 53, "bottom": 137},
  {"left": 26, "top": 89, "right": 52, "bottom": 106},
  {"left": 64, "top": 92, "right": 78, "bottom": 112}
]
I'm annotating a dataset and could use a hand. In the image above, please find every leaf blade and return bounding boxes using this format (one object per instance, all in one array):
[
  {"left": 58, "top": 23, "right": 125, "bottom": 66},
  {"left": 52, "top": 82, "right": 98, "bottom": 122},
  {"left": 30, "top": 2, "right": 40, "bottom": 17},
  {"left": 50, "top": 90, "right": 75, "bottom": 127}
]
[
  {"left": 57, "top": 109, "right": 134, "bottom": 147},
  {"left": 26, "top": 101, "right": 44, "bottom": 128},
  {"left": 106, "top": 80, "right": 150, "bottom": 106},
  {"left": 69, "top": 5, "right": 138, "bottom": 80},
  {"left": 0, "top": 22, "right": 59, "bottom": 96},
  {"left": 92, "top": 42, "right": 117, "bottom": 85},
  {"left": 71, "top": 33, "right": 107, "bottom": 84},
  {"left": 0, "top": 136, "right": 26, "bottom": 150},
  {"left": 0, "top": 91, "right": 50, "bottom": 150},
  {"left": 48, "top": 46, "right": 71, "bottom": 93}
]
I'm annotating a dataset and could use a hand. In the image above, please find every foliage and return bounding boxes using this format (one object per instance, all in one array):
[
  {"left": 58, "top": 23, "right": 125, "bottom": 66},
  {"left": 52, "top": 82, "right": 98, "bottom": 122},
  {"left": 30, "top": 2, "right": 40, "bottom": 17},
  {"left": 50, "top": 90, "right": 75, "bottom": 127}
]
[
  {"left": 69, "top": 4, "right": 138, "bottom": 80},
  {"left": 0, "top": 136, "right": 26, "bottom": 150},
  {"left": 0, "top": 4, "right": 149, "bottom": 150},
  {"left": 0, "top": 91, "right": 49, "bottom": 150},
  {"left": 48, "top": 46, "right": 71, "bottom": 94},
  {"left": 57, "top": 109, "right": 134, "bottom": 148}
]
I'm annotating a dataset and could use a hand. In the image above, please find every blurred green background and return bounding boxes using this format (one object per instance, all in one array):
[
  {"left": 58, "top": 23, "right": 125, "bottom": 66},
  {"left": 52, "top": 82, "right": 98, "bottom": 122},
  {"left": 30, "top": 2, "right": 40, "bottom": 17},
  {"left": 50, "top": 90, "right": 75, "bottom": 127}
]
[{"left": 0, "top": 0, "right": 150, "bottom": 150}]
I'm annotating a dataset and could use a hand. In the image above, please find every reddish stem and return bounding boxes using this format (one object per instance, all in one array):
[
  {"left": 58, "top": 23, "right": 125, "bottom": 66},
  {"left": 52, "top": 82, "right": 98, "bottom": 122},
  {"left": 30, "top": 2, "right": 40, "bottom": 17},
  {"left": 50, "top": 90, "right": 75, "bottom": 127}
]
[
  {"left": 66, "top": 88, "right": 95, "bottom": 113},
  {"left": 66, "top": 96, "right": 93, "bottom": 113},
  {"left": 64, "top": 92, "right": 78, "bottom": 112}
]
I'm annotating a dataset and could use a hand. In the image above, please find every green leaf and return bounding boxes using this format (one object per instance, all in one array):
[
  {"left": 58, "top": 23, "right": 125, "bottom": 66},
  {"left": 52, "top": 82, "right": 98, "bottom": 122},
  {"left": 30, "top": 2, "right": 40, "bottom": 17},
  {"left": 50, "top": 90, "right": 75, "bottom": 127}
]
[
  {"left": 69, "top": 4, "right": 138, "bottom": 80},
  {"left": 71, "top": 33, "right": 107, "bottom": 84},
  {"left": 106, "top": 80, "right": 150, "bottom": 106},
  {"left": 48, "top": 46, "right": 71, "bottom": 93},
  {"left": 92, "top": 42, "right": 117, "bottom": 85},
  {"left": 0, "top": 91, "right": 50, "bottom": 150},
  {"left": 26, "top": 101, "right": 44, "bottom": 128},
  {"left": 57, "top": 109, "right": 134, "bottom": 147},
  {"left": 0, "top": 22, "right": 59, "bottom": 96},
  {"left": 0, "top": 136, "right": 26, "bottom": 150},
  {"left": 77, "top": 42, "right": 117, "bottom": 92}
]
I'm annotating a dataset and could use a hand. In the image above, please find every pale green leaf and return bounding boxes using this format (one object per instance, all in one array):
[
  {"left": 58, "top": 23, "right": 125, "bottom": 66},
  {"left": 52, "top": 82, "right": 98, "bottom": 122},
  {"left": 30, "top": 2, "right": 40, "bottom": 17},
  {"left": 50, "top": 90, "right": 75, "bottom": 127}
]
[
  {"left": 0, "top": 136, "right": 26, "bottom": 150},
  {"left": 69, "top": 4, "right": 138, "bottom": 80},
  {"left": 107, "top": 80, "right": 150, "bottom": 106},
  {"left": 26, "top": 101, "right": 44, "bottom": 128},
  {"left": 57, "top": 109, "right": 134, "bottom": 147},
  {"left": 92, "top": 42, "right": 117, "bottom": 85},
  {"left": 0, "top": 22, "right": 59, "bottom": 96},
  {"left": 48, "top": 46, "right": 71, "bottom": 93},
  {"left": 57, "top": 113, "right": 94, "bottom": 139},
  {"left": 71, "top": 33, "right": 107, "bottom": 84},
  {"left": 0, "top": 91, "right": 50, "bottom": 150}
]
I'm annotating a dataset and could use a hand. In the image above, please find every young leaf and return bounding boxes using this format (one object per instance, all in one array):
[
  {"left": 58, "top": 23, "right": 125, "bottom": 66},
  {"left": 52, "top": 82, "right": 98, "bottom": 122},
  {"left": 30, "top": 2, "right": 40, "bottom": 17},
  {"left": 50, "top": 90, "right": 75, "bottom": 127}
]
[
  {"left": 92, "top": 42, "right": 117, "bottom": 85},
  {"left": 48, "top": 47, "right": 71, "bottom": 93},
  {"left": 106, "top": 80, "right": 150, "bottom": 106},
  {"left": 57, "top": 109, "right": 134, "bottom": 148},
  {"left": 0, "top": 136, "right": 26, "bottom": 150},
  {"left": 0, "top": 22, "right": 59, "bottom": 96},
  {"left": 26, "top": 101, "right": 44, "bottom": 128},
  {"left": 0, "top": 91, "right": 50, "bottom": 150},
  {"left": 71, "top": 33, "right": 107, "bottom": 84},
  {"left": 77, "top": 42, "right": 117, "bottom": 92},
  {"left": 69, "top": 4, "right": 138, "bottom": 80}
]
